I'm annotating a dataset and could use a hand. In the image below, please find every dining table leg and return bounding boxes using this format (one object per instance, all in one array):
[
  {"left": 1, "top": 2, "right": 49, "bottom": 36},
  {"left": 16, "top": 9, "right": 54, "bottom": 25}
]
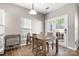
[
  {"left": 56, "top": 39, "right": 58, "bottom": 54},
  {"left": 43, "top": 42, "right": 46, "bottom": 56},
  {"left": 52, "top": 41, "right": 53, "bottom": 49},
  {"left": 46, "top": 42, "right": 49, "bottom": 53}
]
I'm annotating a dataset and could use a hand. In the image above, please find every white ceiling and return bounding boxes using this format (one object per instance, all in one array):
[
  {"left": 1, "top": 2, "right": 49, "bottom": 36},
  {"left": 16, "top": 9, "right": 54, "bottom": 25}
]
[{"left": 14, "top": 3, "right": 68, "bottom": 14}]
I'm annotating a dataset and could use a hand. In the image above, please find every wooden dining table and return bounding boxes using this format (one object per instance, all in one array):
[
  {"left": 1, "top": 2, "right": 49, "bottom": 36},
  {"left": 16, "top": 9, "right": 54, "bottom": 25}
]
[{"left": 30, "top": 34, "right": 59, "bottom": 54}]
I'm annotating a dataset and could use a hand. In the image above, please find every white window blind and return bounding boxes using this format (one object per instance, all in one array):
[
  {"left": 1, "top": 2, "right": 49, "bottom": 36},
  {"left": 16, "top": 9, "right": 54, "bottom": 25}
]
[{"left": 21, "top": 18, "right": 31, "bottom": 29}]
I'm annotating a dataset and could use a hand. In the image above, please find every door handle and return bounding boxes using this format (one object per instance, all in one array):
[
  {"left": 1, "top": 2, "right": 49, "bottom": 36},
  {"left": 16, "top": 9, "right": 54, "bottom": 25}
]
[{"left": 65, "top": 28, "right": 67, "bottom": 34}]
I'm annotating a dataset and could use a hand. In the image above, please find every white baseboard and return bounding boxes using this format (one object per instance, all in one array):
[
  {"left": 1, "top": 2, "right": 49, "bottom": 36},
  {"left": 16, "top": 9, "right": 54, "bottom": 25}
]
[
  {"left": 0, "top": 48, "right": 4, "bottom": 54},
  {"left": 20, "top": 43, "right": 26, "bottom": 46},
  {"left": 0, "top": 51, "right": 4, "bottom": 54},
  {"left": 67, "top": 46, "right": 77, "bottom": 51}
]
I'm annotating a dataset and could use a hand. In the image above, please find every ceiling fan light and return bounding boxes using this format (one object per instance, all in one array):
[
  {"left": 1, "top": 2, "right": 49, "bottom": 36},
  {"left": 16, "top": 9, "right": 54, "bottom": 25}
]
[{"left": 29, "top": 9, "right": 37, "bottom": 15}]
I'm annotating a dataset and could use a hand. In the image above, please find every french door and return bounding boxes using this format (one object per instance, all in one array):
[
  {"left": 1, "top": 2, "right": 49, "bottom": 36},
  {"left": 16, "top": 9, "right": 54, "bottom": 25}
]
[
  {"left": 45, "top": 15, "right": 68, "bottom": 47},
  {"left": 58, "top": 15, "right": 68, "bottom": 47}
]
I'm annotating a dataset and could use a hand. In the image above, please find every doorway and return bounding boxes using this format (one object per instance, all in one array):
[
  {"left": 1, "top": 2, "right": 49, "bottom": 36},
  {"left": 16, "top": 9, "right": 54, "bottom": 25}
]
[{"left": 45, "top": 14, "right": 68, "bottom": 48}]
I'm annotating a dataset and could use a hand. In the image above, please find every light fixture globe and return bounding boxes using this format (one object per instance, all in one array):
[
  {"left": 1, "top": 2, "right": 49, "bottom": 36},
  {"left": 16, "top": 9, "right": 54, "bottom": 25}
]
[
  {"left": 29, "top": 0, "right": 37, "bottom": 15},
  {"left": 29, "top": 9, "right": 37, "bottom": 15}
]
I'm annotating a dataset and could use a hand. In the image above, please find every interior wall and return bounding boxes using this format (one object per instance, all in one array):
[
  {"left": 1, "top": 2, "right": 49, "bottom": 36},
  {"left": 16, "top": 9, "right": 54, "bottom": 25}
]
[
  {"left": 45, "top": 3, "right": 77, "bottom": 50},
  {"left": 78, "top": 7, "right": 79, "bottom": 47},
  {"left": 0, "top": 3, "right": 44, "bottom": 35},
  {"left": 0, "top": 3, "right": 78, "bottom": 50}
]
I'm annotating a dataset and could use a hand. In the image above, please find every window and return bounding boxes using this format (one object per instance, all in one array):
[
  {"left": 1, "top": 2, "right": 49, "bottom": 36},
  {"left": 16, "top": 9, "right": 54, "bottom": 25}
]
[
  {"left": 21, "top": 18, "right": 31, "bottom": 29},
  {"left": 21, "top": 17, "right": 31, "bottom": 45},
  {"left": 0, "top": 9, "right": 5, "bottom": 54}
]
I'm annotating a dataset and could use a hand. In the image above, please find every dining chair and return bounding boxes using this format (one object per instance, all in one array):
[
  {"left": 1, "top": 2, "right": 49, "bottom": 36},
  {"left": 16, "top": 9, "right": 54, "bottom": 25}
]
[
  {"left": 32, "top": 33, "right": 47, "bottom": 56},
  {"left": 39, "top": 32, "right": 50, "bottom": 53},
  {"left": 26, "top": 33, "right": 31, "bottom": 46},
  {"left": 40, "top": 32, "right": 44, "bottom": 36},
  {"left": 32, "top": 33, "right": 40, "bottom": 55},
  {"left": 37, "top": 39, "right": 47, "bottom": 56},
  {"left": 32, "top": 33, "right": 37, "bottom": 51},
  {"left": 38, "top": 32, "right": 49, "bottom": 53},
  {"left": 47, "top": 32, "right": 54, "bottom": 49}
]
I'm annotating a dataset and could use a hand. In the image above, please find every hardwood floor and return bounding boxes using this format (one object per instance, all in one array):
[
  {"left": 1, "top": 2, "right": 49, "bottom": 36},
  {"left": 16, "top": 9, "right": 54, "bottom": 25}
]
[{"left": 2, "top": 45, "right": 79, "bottom": 56}]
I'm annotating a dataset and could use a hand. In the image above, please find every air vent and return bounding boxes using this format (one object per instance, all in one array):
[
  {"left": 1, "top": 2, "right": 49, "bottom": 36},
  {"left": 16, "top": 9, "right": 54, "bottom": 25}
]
[{"left": 45, "top": 7, "right": 50, "bottom": 10}]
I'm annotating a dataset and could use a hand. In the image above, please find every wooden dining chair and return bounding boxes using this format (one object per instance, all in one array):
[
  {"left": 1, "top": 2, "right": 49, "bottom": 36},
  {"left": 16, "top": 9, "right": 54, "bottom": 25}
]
[
  {"left": 32, "top": 33, "right": 37, "bottom": 50},
  {"left": 26, "top": 33, "right": 31, "bottom": 46},
  {"left": 32, "top": 33, "right": 47, "bottom": 56},
  {"left": 47, "top": 32, "right": 54, "bottom": 49},
  {"left": 32, "top": 33, "right": 39, "bottom": 55},
  {"left": 37, "top": 39, "right": 47, "bottom": 56},
  {"left": 40, "top": 32, "right": 44, "bottom": 36}
]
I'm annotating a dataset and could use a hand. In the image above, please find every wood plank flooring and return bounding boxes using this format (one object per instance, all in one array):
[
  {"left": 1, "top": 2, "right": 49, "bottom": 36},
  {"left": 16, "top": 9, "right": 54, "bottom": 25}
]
[{"left": 2, "top": 45, "right": 79, "bottom": 56}]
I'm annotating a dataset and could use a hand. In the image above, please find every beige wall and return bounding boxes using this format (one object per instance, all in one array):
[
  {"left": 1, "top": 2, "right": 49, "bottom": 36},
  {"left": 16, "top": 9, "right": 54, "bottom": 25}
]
[
  {"left": 45, "top": 3, "right": 78, "bottom": 50},
  {"left": 0, "top": 3, "right": 44, "bottom": 35}
]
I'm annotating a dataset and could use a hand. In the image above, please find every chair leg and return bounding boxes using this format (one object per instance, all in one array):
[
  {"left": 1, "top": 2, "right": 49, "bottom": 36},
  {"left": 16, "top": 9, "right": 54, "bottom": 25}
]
[
  {"left": 26, "top": 40, "right": 28, "bottom": 46},
  {"left": 29, "top": 40, "right": 31, "bottom": 47},
  {"left": 52, "top": 42, "right": 53, "bottom": 49},
  {"left": 43, "top": 44, "right": 46, "bottom": 56},
  {"left": 46, "top": 42, "right": 49, "bottom": 53}
]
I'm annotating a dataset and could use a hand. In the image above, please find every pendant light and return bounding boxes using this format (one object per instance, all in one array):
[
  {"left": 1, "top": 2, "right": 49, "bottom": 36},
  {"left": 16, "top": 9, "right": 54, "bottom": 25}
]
[{"left": 29, "top": 0, "right": 37, "bottom": 15}]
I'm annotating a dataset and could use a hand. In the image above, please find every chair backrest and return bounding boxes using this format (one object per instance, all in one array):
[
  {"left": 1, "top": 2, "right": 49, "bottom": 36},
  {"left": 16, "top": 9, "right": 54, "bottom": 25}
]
[
  {"left": 47, "top": 32, "right": 53, "bottom": 37},
  {"left": 32, "top": 33, "right": 37, "bottom": 38},
  {"left": 32, "top": 33, "right": 37, "bottom": 46},
  {"left": 39, "top": 32, "right": 44, "bottom": 38},
  {"left": 56, "top": 32, "right": 60, "bottom": 37},
  {"left": 40, "top": 32, "right": 44, "bottom": 35},
  {"left": 32, "top": 33, "right": 46, "bottom": 56},
  {"left": 27, "top": 33, "right": 31, "bottom": 40}
]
